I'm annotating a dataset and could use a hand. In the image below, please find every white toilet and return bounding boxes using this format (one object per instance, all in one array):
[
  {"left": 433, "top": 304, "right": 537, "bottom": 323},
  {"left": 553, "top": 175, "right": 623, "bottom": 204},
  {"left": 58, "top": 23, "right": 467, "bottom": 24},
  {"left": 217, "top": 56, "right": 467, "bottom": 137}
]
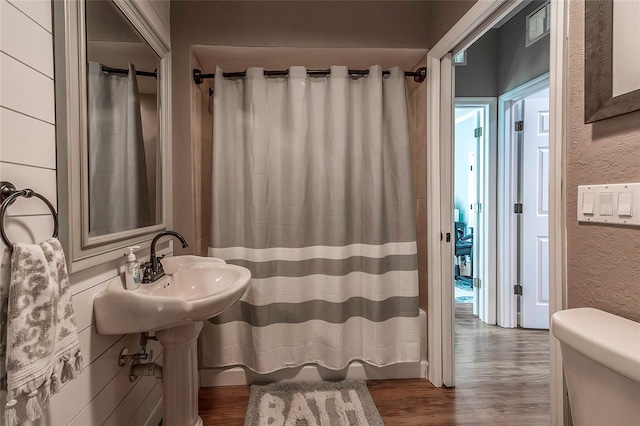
[{"left": 551, "top": 308, "right": 640, "bottom": 425}]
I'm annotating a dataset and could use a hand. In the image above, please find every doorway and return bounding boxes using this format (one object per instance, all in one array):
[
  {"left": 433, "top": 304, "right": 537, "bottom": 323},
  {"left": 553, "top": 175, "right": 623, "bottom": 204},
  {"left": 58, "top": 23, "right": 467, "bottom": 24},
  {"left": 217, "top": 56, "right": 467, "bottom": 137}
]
[
  {"left": 453, "top": 99, "right": 496, "bottom": 325},
  {"left": 436, "top": 0, "right": 558, "bottom": 394},
  {"left": 425, "top": 0, "right": 566, "bottom": 421},
  {"left": 452, "top": 82, "right": 550, "bottom": 407},
  {"left": 453, "top": 106, "right": 481, "bottom": 306}
]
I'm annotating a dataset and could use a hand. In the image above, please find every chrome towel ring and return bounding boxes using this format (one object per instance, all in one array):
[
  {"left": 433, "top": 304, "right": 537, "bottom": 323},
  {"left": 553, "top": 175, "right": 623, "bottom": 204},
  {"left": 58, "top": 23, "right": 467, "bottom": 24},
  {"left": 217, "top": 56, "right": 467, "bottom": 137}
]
[{"left": 0, "top": 181, "right": 59, "bottom": 251}]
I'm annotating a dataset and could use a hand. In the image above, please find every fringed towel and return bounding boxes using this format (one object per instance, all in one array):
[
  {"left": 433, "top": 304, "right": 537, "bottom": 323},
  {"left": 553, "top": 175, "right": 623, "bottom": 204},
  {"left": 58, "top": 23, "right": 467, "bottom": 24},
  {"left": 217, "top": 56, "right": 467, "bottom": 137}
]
[{"left": 0, "top": 239, "right": 83, "bottom": 425}]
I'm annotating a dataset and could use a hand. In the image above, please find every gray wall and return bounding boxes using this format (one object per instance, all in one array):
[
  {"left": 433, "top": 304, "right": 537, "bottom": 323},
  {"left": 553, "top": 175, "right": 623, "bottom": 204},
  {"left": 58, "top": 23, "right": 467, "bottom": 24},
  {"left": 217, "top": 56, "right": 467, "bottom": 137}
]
[
  {"left": 498, "top": 1, "right": 550, "bottom": 94},
  {"left": 455, "top": 30, "right": 499, "bottom": 97},
  {"left": 456, "top": 1, "right": 550, "bottom": 97}
]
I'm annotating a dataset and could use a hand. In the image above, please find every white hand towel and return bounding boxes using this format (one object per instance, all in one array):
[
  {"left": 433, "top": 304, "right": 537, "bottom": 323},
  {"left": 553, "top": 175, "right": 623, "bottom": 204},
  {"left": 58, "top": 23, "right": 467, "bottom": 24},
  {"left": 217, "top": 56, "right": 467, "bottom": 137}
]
[{"left": 0, "top": 239, "right": 83, "bottom": 425}]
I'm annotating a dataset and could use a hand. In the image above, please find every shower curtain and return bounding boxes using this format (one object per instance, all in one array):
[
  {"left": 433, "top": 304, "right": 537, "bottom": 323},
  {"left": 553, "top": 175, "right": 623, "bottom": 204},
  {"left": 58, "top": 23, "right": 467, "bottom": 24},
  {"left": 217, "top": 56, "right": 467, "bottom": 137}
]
[
  {"left": 200, "top": 65, "right": 420, "bottom": 373},
  {"left": 87, "top": 62, "right": 149, "bottom": 236}
]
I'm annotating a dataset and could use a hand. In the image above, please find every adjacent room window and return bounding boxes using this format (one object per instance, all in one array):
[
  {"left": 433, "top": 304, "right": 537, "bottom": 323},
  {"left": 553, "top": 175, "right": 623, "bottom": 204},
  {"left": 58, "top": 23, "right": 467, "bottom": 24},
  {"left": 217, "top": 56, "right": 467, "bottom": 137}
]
[
  {"left": 526, "top": 1, "right": 551, "bottom": 47},
  {"left": 454, "top": 50, "right": 467, "bottom": 66}
]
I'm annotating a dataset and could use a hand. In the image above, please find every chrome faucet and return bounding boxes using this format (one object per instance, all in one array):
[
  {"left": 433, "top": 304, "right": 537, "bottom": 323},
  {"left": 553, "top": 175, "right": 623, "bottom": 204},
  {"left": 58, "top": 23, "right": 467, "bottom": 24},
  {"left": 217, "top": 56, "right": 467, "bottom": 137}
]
[{"left": 142, "top": 231, "right": 189, "bottom": 283}]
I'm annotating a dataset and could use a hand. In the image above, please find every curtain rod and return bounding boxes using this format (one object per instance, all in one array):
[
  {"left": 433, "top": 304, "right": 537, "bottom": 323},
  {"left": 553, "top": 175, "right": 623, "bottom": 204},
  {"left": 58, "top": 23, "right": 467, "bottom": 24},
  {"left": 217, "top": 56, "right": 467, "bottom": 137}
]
[
  {"left": 101, "top": 65, "right": 158, "bottom": 79},
  {"left": 193, "top": 67, "right": 426, "bottom": 85}
]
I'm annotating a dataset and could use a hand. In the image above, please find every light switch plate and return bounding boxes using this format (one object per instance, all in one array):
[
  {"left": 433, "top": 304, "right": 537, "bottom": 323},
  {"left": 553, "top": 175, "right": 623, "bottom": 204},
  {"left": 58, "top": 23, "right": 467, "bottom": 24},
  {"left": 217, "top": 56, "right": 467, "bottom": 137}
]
[{"left": 577, "top": 183, "right": 640, "bottom": 226}]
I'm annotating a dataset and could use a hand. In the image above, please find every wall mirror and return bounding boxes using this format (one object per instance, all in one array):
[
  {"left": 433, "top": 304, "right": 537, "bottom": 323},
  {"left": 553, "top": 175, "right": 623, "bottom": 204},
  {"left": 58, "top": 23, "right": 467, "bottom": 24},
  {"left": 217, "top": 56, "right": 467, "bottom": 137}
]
[
  {"left": 54, "top": 0, "right": 172, "bottom": 272},
  {"left": 585, "top": 0, "right": 640, "bottom": 123}
]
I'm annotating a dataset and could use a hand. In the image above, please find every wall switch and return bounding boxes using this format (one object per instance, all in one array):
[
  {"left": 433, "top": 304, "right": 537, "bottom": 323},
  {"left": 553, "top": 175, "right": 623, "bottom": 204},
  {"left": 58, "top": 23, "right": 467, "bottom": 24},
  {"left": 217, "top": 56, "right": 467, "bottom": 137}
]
[
  {"left": 577, "top": 183, "right": 640, "bottom": 226},
  {"left": 618, "top": 192, "right": 633, "bottom": 217},
  {"left": 582, "top": 192, "right": 595, "bottom": 215},
  {"left": 599, "top": 192, "right": 613, "bottom": 216}
]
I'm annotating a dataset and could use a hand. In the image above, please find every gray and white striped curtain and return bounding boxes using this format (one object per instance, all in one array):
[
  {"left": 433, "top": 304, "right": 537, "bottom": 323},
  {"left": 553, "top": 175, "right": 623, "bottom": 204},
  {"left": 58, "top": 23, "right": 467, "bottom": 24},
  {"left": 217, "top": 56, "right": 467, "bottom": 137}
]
[{"left": 200, "top": 66, "right": 420, "bottom": 373}]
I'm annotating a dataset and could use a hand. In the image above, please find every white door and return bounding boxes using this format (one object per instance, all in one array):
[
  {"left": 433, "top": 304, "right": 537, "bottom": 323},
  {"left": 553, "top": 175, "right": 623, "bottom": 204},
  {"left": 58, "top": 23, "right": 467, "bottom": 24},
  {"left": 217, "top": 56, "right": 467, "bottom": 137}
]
[
  {"left": 520, "top": 88, "right": 550, "bottom": 329},
  {"left": 468, "top": 150, "right": 479, "bottom": 317},
  {"left": 465, "top": 113, "right": 481, "bottom": 318},
  {"left": 469, "top": 109, "right": 486, "bottom": 322}
]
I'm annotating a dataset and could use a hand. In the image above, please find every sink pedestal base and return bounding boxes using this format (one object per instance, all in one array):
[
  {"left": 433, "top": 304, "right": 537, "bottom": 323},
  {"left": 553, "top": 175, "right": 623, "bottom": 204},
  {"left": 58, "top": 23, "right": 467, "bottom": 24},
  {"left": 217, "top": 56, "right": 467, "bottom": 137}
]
[{"left": 156, "top": 321, "right": 204, "bottom": 426}]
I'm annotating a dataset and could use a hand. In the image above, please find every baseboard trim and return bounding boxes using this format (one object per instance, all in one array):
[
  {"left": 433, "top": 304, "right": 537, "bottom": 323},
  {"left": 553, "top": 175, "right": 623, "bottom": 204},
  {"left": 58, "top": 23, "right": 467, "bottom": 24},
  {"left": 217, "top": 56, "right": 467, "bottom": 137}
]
[{"left": 143, "top": 395, "right": 163, "bottom": 426}]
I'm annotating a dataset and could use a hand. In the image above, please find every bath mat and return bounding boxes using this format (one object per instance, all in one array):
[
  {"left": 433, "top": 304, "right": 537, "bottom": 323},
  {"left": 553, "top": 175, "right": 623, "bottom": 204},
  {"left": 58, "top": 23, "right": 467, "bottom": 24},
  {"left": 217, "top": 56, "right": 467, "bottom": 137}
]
[{"left": 244, "top": 379, "right": 383, "bottom": 426}]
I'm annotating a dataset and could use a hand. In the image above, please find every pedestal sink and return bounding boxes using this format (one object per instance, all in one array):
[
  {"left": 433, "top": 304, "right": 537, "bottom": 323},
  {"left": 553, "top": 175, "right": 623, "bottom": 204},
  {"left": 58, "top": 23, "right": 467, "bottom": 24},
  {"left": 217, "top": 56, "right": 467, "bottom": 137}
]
[{"left": 94, "top": 255, "right": 251, "bottom": 426}]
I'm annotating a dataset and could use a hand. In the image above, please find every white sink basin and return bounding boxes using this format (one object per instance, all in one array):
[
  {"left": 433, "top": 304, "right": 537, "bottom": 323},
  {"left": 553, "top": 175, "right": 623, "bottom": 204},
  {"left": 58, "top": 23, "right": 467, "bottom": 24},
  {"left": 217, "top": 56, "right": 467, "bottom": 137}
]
[{"left": 94, "top": 255, "right": 251, "bottom": 335}]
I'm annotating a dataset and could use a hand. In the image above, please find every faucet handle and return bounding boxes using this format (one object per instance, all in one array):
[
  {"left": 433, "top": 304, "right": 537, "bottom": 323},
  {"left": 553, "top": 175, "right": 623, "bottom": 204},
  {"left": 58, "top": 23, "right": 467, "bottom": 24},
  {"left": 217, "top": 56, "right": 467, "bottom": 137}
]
[
  {"left": 141, "top": 261, "right": 153, "bottom": 282},
  {"left": 155, "top": 255, "right": 166, "bottom": 273}
]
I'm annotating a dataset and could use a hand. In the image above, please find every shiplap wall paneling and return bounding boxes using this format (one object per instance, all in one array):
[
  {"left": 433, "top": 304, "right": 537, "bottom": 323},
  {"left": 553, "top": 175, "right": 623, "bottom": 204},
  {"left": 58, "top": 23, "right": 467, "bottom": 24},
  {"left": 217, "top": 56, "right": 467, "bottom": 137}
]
[
  {"left": 0, "top": 108, "right": 56, "bottom": 169},
  {"left": 129, "top": 382, "right": 163, "bottom": 425},
  {"left": 66, "top": 354, "right": 164, "bottom": 426},
  {"left": 0, "top": 0, "right": 169, "bottom": 423},
  {"left": 0, "top": 0, "right": 53, "bottom": 77},
  {"left": 0, "top": 163, "right": 57, "bottom": 216},
  {"left": 0, "top": 0, "right": 56, "bottom": 246},
  {"left": 4, "top": 0, "right": 52, "bottom": 32},
  {"left": 0, "top": 52, "right": 55, "bottom": 123},
  {"left": 103, "top": 379, "right": 162, "bottom": 426}
]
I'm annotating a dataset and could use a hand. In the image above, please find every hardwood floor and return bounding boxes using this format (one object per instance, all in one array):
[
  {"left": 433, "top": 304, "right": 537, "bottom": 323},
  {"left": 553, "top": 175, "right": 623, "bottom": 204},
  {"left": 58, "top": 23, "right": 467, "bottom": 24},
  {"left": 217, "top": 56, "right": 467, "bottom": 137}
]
[{"left": 198, "top": 304, "right": 550, "bottom": 425}]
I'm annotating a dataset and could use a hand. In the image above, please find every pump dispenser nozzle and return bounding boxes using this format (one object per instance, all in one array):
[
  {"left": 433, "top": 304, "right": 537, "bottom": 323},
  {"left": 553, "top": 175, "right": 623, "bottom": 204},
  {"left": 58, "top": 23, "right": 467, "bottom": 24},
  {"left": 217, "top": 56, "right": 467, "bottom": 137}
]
[{"left": 125, "top": 246, "right": 141, "bottom": 261}]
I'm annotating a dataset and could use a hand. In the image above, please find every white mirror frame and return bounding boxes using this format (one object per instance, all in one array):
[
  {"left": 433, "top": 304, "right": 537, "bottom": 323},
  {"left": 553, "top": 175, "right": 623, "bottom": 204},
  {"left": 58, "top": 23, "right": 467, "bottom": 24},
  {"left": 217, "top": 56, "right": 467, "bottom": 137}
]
[{"left": 54, "top": 0, "right": 172, "bottom": 273}]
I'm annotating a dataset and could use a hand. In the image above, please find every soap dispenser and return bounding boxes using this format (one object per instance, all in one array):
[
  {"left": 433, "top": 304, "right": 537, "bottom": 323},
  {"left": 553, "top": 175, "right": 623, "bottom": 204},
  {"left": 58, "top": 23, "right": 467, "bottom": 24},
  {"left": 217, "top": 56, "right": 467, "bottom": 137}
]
[{"left": 124, "top": 246, "right": 141, "bottom": 290}]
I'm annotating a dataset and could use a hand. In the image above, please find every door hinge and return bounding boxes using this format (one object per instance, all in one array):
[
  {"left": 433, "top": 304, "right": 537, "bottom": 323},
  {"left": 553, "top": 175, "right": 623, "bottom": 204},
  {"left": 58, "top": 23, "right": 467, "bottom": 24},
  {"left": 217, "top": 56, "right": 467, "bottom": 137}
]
[
  {"left": 514, "top": 120, "right": 524, "bottom": 131},
  {"left": 474, "top": 277, "right": 481, "bottom": 288},
  {"left": 514, "top": 284, "right": 523, "bottom": 295},
  {"left": 474, "top": 127, "right": 483, "bottom": 138},
  {"left": 514, "top": 203, "right": 523, "bottom": 214}
]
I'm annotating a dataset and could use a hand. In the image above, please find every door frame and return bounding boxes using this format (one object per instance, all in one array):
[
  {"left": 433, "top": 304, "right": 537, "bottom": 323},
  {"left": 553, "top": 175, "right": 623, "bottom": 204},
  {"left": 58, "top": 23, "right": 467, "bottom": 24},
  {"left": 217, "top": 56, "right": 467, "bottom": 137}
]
[
  {"left": 454, "top": 97, "right": 497, "bottom": 325},
  {"left": 425, "top": 1, "right": 567, "bottom": 424},
  {"left": 497, "top": 74, "right": 550, "bottom": 328}
]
